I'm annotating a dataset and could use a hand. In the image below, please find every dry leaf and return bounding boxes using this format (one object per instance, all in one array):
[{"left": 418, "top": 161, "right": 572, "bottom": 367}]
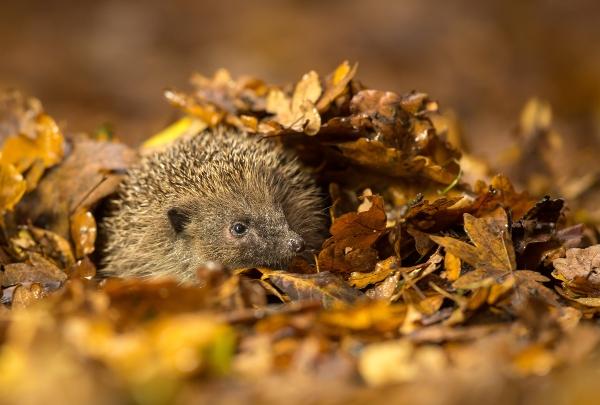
[
  {"left": 1, "top": 113, "right": 64, "bottom": 173},
  {"left": 431, "top": 207, "right": 516, "bottom": 288},
  {"left": 318, "top": 195, "right": 387, "bottom": 273},
  {"left": 17, "top": 136, "right": 136, "bottom": 237},
  {"left": 316, "top": 61, "right": 358, "bottom": 112},
  {"left": 553, "top": 245, "right": 600, "bottom": 297},
  {"left": 70, "top": 207, "right": 97, "bottom": 258},
  {"left": 266, "top": 71, "right": 322, "bottom": 135},
  {"left": 1, "top": 253, "right": 67, "bottom": 289},
  {"left": 259, "top": 269, "right": 361, "bottom": 308},
  {"left": 0, "top": 162, "right": 26, "bottom": 215}
]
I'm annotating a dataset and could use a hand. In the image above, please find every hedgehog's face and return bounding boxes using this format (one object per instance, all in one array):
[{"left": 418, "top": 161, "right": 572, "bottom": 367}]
[{"left": 166, "top": 201, "right": 306, "bottom": 270}]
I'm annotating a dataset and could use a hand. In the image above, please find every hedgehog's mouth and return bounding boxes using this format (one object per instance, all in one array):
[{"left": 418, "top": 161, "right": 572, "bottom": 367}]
[{"left": 251, "top": 254, "right": 295, "bottom": 270}]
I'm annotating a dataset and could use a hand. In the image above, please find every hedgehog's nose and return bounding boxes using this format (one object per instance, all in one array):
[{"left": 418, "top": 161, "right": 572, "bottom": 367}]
[{"left": 288, "top": 236, "right": 305, "bottom": 253}]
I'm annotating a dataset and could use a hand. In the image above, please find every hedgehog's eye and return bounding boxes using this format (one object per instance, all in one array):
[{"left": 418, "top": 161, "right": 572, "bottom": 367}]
[{"left": 230, "top": 222, "right": 249, "bottom": 237}]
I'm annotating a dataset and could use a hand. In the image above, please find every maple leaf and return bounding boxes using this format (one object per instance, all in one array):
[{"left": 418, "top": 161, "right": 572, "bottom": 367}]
[{"left": 430, "top": 207, "right": 516, "bottom": 288}]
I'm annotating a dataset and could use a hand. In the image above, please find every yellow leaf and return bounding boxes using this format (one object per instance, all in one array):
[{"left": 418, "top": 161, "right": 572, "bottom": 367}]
[
  {"left": 1, "top": 113, "right": 64, "bottom": 173},
  {"left": 265, "top": 70, "right": 322, "bottom": 135},
  {"left": 0, "top": 162, "right": 27, "bottom": 214},
  {"left": 142, "top": 116, "right": 207, "bottom": 150},
  {"left": 70, "top": 207, "right": 97, "bottom": 258},
  {"left": 291, "top": 70, "right": 322, "bottom": 113},
  {"left": 444, "top": 252, "right": 461, "bottom": 281},
  {"left": 316, "top": 61, "right": 358, "bottom": 112},
  {"left": 163, "top": 89, "right": 223, "bottom": 126},
  {"left": 431, "top": 207, "right": 516, "bottom": 288}
]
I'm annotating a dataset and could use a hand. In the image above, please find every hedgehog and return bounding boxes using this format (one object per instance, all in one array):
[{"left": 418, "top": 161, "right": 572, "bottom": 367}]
[{"left": 99, "top": 127, "right": 325, "bottom": 281}]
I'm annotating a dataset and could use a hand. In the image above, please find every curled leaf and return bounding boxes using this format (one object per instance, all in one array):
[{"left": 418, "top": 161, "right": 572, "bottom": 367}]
[{"left": 259, "top": 269, "right": 361, "bottom": 308}]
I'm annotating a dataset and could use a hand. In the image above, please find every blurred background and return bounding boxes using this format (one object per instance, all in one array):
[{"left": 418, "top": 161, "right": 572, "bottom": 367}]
[{"left": 1, "top": 0, "right": 599, "bottom": 165}]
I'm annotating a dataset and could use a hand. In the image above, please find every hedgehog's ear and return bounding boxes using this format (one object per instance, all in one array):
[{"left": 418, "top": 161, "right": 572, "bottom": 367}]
[{"left": 167, "top": 207, "right": 191, "bottom": 234}]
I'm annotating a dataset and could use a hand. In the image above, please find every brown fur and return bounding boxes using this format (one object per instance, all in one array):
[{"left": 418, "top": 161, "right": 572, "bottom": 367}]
[{"left": 99, "top": 128, "right": 325, "bottom": 281}]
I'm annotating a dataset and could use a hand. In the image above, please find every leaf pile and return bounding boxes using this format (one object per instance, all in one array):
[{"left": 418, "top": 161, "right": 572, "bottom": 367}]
[{"left": 0, "top": 64, "right": 599, "bottom": 405}]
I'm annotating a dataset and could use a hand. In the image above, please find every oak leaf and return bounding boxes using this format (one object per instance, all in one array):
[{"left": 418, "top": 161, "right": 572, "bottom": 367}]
[{"left": 266, "top": 70, "right": 322, "bottom": 135}]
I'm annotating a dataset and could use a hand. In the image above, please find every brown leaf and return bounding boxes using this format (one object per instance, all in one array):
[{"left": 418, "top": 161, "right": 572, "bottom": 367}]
[
  {"left": 473, "top": 174, "right": 536, "bottom": 219},
  {"left": 552, "top": 245, "right": 600, "bottom": 297},
  {"left": 511, "top": 270, "right": 559, "bottom": 308},
  {"left": 259, "top": 269, "right": 361, "bottom": 308},
  {"left": 17, "top": 136, "right": 136, "bottom": 237},
  {"left": 431, "top": 207, "right": 516, "bottom": 289},
  {"left": 349, "top": 256, "right": 399, "bottom": 288},
  {"left": 266, "top": 71, "right": 322, "bottom": 135},
  {"left": 318, "top": 195, "right": 386, "bottom": 273},
  {"left": 315, "top": 61, "right": 358, "bottom": 112},
  {"left": 9, "top": 226, "right": 75, "bottom": 270},
  {"left": 2, "top": 253, "right": 67, "bottom": 289},
  {"left": 100, "top": 278, "right": 212, "bottom": 328},
  {"left": 444, "top": 252, "right": 461, "bottom": 281},
  {"left": 70, "top": 207, "right": 97, "bottom": 258},
  {"left": 404, "top": 197, "right": 464, "bottom": 232},
  {"left": 11, "top": 283, "right": 46, "bottom": 308},
  {"left": 0, "top": 90, "right": 43, "bottom": 143},
  {"left": 368, "top": 253, "right": 443, "bottom": 302},
  {"left": 67, "top": 256, "right": 97, "bottom": 280},
  {"left": 216, "top": 273, "right": 269, "bottom": 311},
  {"left": 30, "top": 227, "right": 76, "bottom": 269},
  {"left": 164, "top": 88, "right": 224, "bottom": 126}
]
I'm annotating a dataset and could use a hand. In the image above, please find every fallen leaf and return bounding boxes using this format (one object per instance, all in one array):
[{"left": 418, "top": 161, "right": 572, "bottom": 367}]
[
  {"left": 142, "top": 116, "right": 208, "bottom": 151},
  {"left": 10, "top": 283, "right": 46, "bottom": 308},
  {"left": 318, "top": 195, "right": 387, "bottom": 273},
  {"left": 70, "top": 207, "right": 97, "bottom": 258},
  {"left": 552, "top": 245, "right": 600, "bottom": 297},
  {"left": 1, "top": 113, "right": 64, "bottom": 173},
  {"left": 0, "top": 162, "right": 26, "bottom": 215},
  {"left": 68, "top": 256, "right": 97, "bottom": 279},
  {"left": 1, "top": 253, "right": 67, "bottom": 289},
  {"left": 17, "top": 136, "right": 136, "bottom": 237},
  {"left": 259, "top": 269, "right": 361, "bottom": 308},
  {"left": 319, "top": 301, "right": 406, "bottom": 332},
  {"left": 431, "top": 207, "right": 516, "bottom": 288},
  {"left": 315, "top": 61, "right": 358, "bottom": 112},
  {"left": 358, "top": 340, "right": 447, "bottom": 386},
  {"left": 444, "top": 252, "right": 461, "bottom": 281},
  {"left": 0, "top": 90, "right": 43, "bottom": 143},
  {"left": 349, "top": 256, "right": 399, "bottom": 288},
  {"left": 164, "top": 88, "right": 224, "bottom": 126},
  {"left": 266, "top": 71, "right": 322, "bottom": 135}
]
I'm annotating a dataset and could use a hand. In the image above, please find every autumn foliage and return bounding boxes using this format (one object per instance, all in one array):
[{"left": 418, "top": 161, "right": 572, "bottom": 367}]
[{"left": 0, "top": 63, "right": 599, "bottom": 404}]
